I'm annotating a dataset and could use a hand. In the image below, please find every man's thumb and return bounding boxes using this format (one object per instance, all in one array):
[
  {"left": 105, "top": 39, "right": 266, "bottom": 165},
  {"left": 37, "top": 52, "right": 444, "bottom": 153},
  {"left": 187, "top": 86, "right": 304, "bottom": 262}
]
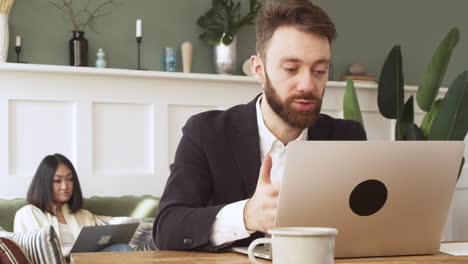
[{"left": 259, "top": 155, "right": 273, "bottom": 185}]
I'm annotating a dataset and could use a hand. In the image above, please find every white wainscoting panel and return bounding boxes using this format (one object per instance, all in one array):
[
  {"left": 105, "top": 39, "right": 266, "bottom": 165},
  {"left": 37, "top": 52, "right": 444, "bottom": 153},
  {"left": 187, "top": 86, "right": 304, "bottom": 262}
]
[
  {"left": 93, "top": 102, "right": 154, "bottom": 174},
  {"left": 9, "top": 100, "right": 76, "bottom": 177}
]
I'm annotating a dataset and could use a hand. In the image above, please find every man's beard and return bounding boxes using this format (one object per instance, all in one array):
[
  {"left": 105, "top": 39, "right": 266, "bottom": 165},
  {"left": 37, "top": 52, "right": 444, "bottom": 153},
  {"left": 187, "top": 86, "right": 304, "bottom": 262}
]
[{"left": 263, "top": 72, "right": 323, "bottom": 129}]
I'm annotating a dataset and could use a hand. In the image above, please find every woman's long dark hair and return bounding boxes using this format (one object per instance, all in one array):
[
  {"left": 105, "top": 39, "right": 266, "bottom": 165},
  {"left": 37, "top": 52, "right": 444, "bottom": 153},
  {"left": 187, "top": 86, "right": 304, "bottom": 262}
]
[{"left": 27, "top": 154, "right": 83, "bottom": 215}]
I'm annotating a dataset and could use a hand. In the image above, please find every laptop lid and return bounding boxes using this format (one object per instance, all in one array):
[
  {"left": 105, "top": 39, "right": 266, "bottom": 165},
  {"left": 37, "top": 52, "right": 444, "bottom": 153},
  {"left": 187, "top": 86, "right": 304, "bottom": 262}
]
[
  {"left": 275, "top": 141, "right": 464, "bottom": 258},
  {"left": 69, "top": 222, "right": 139, "bottom": 254}
]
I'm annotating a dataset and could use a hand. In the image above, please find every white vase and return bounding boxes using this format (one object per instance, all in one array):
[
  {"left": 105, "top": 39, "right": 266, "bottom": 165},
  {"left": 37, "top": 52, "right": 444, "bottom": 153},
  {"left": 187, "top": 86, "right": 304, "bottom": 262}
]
[
  {"left": 214, "top": 37, "right": 237, "bottom": 75},
  {"left": 0, "top": 14, "right": 8, "bottom": 63},
  {"left": 181, "top": 41, "right": 193, "bottom": 73}
]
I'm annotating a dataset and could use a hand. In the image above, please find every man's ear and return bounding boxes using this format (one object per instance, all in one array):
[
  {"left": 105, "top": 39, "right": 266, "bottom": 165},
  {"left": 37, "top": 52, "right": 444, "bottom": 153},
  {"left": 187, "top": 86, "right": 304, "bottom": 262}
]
[{"left": 250, "top": 55, "right": 266, "bottom": 86}]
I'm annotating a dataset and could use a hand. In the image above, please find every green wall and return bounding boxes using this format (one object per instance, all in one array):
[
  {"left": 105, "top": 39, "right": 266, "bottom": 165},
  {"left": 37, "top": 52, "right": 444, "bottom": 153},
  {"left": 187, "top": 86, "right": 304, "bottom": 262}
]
[{"left": 6, "top": 0, "right": 468, "bottom": 86}]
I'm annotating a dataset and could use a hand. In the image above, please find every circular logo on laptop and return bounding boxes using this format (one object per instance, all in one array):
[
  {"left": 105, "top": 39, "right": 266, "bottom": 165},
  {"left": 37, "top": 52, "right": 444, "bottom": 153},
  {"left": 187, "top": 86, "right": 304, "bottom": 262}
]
[{"left": 349, "top": 179, "right": 387, "bottom": 216}]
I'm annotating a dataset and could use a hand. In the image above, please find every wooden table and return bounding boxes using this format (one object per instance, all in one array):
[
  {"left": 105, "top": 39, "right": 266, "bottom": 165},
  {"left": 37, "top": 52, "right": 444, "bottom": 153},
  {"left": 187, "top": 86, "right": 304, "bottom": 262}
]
[{"left": 70, "top": 250, "right": 468, "bottom": 264}]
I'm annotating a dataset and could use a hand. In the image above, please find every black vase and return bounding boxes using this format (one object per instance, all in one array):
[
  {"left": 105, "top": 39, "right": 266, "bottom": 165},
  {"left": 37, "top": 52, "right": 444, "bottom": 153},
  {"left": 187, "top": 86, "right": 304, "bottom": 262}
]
[{"left": 69, "top": 31, "right": 88, "bottom": 66}]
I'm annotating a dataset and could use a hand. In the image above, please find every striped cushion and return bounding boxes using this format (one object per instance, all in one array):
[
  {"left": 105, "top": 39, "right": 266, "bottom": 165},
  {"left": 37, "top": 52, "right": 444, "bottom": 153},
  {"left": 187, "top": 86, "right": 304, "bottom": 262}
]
[
  {"left": 0, "top": 237, "right": 31, "bottom": 264},
  {"left": 0, "top": 226, "right": 65, "bottom": 264},
  {"left": 129, "top": 218, "right": 157, "bottom": 251}
]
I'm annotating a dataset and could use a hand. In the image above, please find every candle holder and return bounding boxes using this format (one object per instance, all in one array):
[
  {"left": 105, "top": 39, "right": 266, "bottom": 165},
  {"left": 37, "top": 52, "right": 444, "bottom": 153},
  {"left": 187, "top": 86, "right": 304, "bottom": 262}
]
[
  {"left": 15, "top": 46, "right": 21, "bottom": 63},
  {"left": 136, "top": 36, "right": 142, "bottom": 70}
]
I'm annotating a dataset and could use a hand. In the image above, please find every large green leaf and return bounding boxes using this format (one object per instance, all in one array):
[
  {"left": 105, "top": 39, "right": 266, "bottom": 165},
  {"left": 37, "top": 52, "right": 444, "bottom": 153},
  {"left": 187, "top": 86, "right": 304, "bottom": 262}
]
[
  {"left": 429, "top": 71, "right": 468, "bottom": 140},
  {"left": 420, "top": 98, "right": 443, "bottom": 137},
  {"left": 405, "top": 124, "right": 426, "bottom": 141},
  {"left": 343, "top": 78, "right": 364, "bottom": 128},
  {"left": 220, "top": 4, "right": 232, "bottom": 32},
  {"left": 199, "top": 3, "right": 230, "bottom": 31},
  {"left": 226, "top": 2, "right": 240, "bottom": 36},
  {"left": 395, "top": 96, "right": 414, "bottom": 140},
  {"left": 417, "top": 28, "right": 459, "bottom": 112},
  {"left": 378, "top": 45, "right": 404, "bottom": 120},
  {"left": 229, "top": 1, "right": 241, "bottom": 26},
  {"left": 197, "top": 10, "right": 225, "bottom": 31},
  {"left": 458, "top": 157, "right": 465, "bottom": 181},
  {"left": 199, "top": 31, "right": 224, "bottom": 46}
]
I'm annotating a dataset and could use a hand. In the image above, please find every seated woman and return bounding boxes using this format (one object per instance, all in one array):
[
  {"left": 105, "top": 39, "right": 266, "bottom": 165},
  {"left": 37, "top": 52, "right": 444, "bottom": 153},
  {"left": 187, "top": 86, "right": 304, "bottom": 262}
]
[{"left": 14, "top": 153, "right": 132, "bottom": 256}]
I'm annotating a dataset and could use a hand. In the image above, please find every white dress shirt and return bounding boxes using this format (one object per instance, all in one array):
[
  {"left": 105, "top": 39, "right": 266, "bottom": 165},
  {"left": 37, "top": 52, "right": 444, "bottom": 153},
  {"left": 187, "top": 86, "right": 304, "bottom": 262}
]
[{"left": 209, "top": 95, "right": 308, "bottom": 247}]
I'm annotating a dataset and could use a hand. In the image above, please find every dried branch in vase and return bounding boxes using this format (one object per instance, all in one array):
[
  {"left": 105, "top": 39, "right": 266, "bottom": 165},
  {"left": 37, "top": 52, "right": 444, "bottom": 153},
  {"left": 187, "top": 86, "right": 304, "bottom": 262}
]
[
  {"left": 0, "top": 0, "right": 15, "bottom": 14},
  {"left": 49, "top": 0, "right": 119, "bottom": 33}
]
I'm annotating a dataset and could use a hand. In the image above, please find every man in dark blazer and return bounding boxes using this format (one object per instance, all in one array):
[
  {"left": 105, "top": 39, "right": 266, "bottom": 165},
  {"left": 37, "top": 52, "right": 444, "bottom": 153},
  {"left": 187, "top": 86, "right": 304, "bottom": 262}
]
[{"left": 153, "top": 0, "right": 366, "bottom": 252}]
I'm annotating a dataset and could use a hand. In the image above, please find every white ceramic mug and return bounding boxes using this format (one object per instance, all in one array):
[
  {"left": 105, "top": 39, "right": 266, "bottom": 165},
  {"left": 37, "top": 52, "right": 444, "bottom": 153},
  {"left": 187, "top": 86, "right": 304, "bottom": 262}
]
[{"left": 248, "top": 227, "right": 338, "bottom": 264}]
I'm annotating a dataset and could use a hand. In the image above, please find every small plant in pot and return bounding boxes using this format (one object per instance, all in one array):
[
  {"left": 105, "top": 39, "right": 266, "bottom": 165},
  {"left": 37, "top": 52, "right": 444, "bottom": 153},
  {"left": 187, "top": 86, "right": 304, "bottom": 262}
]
[
  {"left": 49, "top": 0, "right": 119, "bottom": 66},
  {"left": 197, "top": 0, "right": 262, "bottom": 74}
]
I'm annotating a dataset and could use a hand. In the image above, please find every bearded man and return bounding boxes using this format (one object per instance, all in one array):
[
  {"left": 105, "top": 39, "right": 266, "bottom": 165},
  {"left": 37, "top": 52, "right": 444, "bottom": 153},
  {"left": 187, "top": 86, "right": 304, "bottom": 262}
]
[{"left": 153, "top": 0, "right": 366, "bottom": 252}]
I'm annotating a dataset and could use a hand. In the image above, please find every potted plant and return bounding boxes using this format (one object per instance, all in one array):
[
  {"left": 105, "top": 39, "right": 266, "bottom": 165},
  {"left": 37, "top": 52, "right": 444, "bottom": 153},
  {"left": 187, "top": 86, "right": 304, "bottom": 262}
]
[
  {"left": 343, "top": 27, "right": 467, "bottom": 179},
  {"left": 49, "top": 0, "right": 119, "bottom": 66},
  {"left": 197, "top": 0, "right": 262, "bottom": 74}
]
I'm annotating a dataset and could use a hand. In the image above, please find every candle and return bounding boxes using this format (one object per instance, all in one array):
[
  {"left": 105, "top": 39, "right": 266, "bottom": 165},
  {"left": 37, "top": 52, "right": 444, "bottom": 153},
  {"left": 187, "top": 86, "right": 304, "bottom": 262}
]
[
  {"left": 15, "top": 36, "right": 21, "bottom": 47},
  {"left": 136, "top": 19, "right": 142, "bottom": 37},
  {"left": 181, "top": 41, "right": 193, "bottom": 73}
]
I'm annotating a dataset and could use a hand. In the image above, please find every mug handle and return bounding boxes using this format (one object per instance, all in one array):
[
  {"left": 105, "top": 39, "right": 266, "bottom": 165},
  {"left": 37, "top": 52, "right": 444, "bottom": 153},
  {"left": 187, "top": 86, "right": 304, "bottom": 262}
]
[{"left": 247, "top": 238, "right": 271, "bottom": 264}]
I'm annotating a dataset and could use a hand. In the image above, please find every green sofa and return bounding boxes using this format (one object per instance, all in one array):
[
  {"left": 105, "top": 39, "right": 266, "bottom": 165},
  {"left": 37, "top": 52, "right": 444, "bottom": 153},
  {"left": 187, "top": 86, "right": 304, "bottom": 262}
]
[{"left": 0, "top": 195, "right": 160, "bottom": 232}]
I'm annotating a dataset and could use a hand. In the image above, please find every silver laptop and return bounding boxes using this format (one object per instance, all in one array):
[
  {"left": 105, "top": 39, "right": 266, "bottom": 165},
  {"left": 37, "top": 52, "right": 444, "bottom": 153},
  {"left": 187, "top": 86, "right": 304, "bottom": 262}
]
[
  {"left": 233, "top": 141, "right": 465, "bottom": 259},
  {"left": 69, "top": 222, "right": 139, "bottom": 254}
]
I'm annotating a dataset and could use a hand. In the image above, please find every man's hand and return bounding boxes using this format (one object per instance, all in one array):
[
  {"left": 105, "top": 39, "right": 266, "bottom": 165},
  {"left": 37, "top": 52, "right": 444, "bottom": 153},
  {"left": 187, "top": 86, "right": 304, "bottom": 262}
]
[{"left": 243, "top": 155, "right": 280, "bottom": 233}]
